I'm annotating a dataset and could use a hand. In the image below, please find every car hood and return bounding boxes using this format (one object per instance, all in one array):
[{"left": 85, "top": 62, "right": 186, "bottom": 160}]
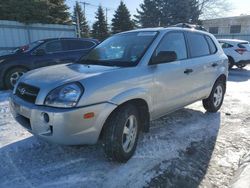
[
  {"left": 20, "top": 63, "right": 121, "bottom": 89},
  {"left": 0, "top": 54, "right": 15, "bottom": 62}
]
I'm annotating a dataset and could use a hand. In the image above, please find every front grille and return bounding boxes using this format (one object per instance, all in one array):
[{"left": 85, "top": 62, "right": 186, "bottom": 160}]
[{"left": 15, "top": 82, "right": 40, "bottom": 104}]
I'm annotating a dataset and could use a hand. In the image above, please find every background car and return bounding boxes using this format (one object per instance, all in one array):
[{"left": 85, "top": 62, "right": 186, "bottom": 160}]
[
  {"left": 218, "top": 39, "right": 250, "bottom": 69},
  {"left": 0, "top": 38, "right": 99, "bottom": 89}
]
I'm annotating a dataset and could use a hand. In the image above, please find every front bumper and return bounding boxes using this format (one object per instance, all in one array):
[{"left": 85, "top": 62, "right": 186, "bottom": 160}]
[{"left": 9, "top": 94, "right": 117, "bottom": 145}]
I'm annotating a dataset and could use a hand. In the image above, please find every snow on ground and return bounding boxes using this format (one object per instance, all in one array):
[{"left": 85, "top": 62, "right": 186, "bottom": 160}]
[{"left": 0, "top": 66, "right": 250, "bottom": 188}]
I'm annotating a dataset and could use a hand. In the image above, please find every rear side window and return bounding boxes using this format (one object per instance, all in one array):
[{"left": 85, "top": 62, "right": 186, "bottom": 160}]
[
  {"left": 45, "top": 41, "right": 63, "bottom": 53},
  {"left": 205, "top": 36, "right": 217, "bottom": 54},
  {"left": 187, "top": 33, "right": 210, "bottom": 58},
  {"left": 156, "top": 32, "right": 187, "bottom": 61},
  {"left": 65, "top": 40, "right": 95, "bottom": 50}
]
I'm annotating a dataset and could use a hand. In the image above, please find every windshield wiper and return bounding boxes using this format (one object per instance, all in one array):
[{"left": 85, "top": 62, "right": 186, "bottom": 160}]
[
  {"left": 78, "top": 59, "right": 107, "bottom": 66},
  {"left": 78, "top": 59, "right": 135, "bottom": 67}
]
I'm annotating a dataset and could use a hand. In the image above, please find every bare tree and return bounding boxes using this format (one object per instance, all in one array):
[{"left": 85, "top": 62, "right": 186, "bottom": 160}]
[{"left": 198, "top": 0, "right": 233, "bottom": 19}]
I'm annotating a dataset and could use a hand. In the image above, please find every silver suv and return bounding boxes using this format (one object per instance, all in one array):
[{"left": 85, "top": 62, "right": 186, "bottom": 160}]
[{"left": 10, "top": 27, "right": 228, "bottom": 162}]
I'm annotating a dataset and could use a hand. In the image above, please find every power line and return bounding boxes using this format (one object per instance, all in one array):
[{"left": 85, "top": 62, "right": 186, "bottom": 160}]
[{"left": 79, "top": 1, "right": 115, "bottom": 24}]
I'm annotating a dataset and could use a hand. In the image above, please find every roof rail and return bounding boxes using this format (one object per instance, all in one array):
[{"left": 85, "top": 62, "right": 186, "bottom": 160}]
[{"left": 173, "top": 23, "right": 207, "bottom": 32}]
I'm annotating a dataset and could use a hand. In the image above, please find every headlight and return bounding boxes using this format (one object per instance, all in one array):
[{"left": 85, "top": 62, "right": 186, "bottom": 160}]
[
  {"left": 0, "top": 59, "right": 5, "bottom": 63},
  {"left": 45, "top": 83, "right": 83, "bottom": 108}
]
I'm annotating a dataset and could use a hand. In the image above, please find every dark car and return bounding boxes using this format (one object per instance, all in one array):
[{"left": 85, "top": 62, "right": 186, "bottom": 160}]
[{"left": 0, "top": 38, "right": 99, "bottom": 89}]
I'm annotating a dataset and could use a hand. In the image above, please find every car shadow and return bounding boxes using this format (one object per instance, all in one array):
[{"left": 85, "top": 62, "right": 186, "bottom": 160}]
[
  {"left": 0, "top": 90, "right": 10, "bottom": 102},
  {"left": 228, "top": 67, "right": 250, "bottom": 82},
  {"left": 0, "top": 107, "right": 221, "bottom": 188}
]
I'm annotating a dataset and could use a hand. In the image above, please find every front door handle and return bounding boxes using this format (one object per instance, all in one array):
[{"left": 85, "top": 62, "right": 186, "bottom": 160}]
[
  {"left": 212, "top": 63, "right": 218, "bottom": 67},
  {"left": 184, "top": 69, "right": 193, "bottom": 74}
]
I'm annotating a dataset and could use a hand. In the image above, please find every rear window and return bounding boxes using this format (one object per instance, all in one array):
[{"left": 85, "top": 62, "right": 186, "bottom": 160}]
[
  {"left": 205, "top": 36, "right": 217, "bottom": 54},
  {"left": 187, "top": 33, "right": 210, "bottom": 58},
  {"left": 238, "top": 42, "right": 250, "bottom": 48},
  {"left": 65, "top": 40, "right": 95, "bottom": 50}
]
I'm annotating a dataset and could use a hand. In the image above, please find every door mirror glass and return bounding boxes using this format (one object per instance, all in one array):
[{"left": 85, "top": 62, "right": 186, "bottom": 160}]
[
  {"left": 150, "top": 51, "right": 177, "bottom": 65},
  {"left": 34, "top": 49, "right": 46, "bottom": 56}
]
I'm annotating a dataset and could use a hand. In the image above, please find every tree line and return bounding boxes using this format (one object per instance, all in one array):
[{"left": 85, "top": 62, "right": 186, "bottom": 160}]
[{"left": 0, "top": 0, "right": 230, "bottom": 41}]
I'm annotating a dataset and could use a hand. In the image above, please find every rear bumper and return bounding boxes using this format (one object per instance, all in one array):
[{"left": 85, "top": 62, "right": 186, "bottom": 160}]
[
  {"left": 9, "top": 94, "right": 117, "bottom": 145},
  {"left": 238, "top": 60, "right": 250, "bottom": 65}
]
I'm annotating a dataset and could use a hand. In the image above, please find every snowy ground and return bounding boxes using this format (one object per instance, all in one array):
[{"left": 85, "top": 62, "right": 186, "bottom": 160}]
[{"left": 0, "top": 66, "right": 250, "bottom": 188}]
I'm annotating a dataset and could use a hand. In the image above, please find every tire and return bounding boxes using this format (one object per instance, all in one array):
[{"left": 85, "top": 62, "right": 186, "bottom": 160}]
[
  {"left": 202, "top": 79, "right": 225, "bottom": 113},
  {"left": 236, "top": 64, "right": 246, "bottom": 69},
  {"left": 228, "top": 57, "right": 234, "bottom": 70},
  {"left": 4, "top": 67, "right": 28, "bottom": 90},
  {"left": 102, "top": 103, "right": 140, "bottom": 163}
]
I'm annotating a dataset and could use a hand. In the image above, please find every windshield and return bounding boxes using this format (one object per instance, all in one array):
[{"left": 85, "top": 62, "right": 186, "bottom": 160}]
[
  {"left": 13, "top": 40, "right": 44, "bottom": 53},
  {"left": 80, "top": 31, "right": 158, "bottom": 67}
]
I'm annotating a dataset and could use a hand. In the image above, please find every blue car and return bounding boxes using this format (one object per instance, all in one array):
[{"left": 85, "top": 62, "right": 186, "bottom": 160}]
[{"left": 0, "top": 38, "right": 99, "bottom": 89}]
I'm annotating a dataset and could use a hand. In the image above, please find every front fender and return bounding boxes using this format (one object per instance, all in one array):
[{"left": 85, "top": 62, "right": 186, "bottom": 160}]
[{"left": 109, "top": 87, "right": 153, "bottom": 112}]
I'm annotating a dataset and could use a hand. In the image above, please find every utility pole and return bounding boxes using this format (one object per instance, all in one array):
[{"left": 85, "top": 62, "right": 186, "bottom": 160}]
[
  {"left": 105, "top": 8, "right": 108, "bottom": 24},
  {"left": 76, "top": 5, "right": 81, "bottom": 38},
  {"left": 80, "top": 2, "right": 90, "bottom": 17}
]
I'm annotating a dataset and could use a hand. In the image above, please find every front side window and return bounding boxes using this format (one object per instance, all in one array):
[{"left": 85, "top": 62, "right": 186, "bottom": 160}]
[
  {"left": 45, "top": 41, "right": 63, "bottom": 53},
  {"left": 80, "top": 31, "right": 158, "bottom": 67},
  {"left": 219, "top": 42, "right": 233, "bottom": 48},
  {"left": 187, "top": 33, "right": 210, "bottom": 58},
  {"left": 155, "top": 32, "right": 187, "bottom": 61},
  {"left": 65, "top": 40, "right": 95, "bottom": 50}
]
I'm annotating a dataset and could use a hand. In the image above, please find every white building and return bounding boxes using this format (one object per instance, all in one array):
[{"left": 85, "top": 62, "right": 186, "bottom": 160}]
[{"left": 202, "top": 15, "right": 250, "bottom": 41}]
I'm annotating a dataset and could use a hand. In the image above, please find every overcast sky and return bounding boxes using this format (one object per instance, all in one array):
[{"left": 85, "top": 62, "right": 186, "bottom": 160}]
[{"left": 66, "top": 0, "right": 250, "bottom": 25}]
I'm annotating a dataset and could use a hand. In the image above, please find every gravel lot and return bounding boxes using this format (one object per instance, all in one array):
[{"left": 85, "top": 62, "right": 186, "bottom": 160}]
[{"left": 0, "top": 66, "right": 250, "bottom": 188}]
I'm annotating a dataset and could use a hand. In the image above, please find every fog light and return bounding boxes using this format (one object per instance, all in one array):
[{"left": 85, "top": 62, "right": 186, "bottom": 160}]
[{"left": 43, "top": 113, "right": 50, "bottom": 123}]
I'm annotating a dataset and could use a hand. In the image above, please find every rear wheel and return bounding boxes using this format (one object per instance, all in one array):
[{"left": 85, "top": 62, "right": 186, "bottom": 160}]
[
  {"left": 4, "top": 67, "right": 28, "bottom": 90},
  {"left": 102, "top": 104, "right": 140, "bottom": 163},
  {"left": 202, "top": 80, "right": 225, "bottom": 112}
]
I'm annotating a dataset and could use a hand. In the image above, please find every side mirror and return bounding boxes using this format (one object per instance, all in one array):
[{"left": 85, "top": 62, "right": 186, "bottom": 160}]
[
  {"left": 34, "top": 49, "right": 46, "bottom": 56},
  {"left": 150, "top": 51, "right": 177, "bottom": 65}
]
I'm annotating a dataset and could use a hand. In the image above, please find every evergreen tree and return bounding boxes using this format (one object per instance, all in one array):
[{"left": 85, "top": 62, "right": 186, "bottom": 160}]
[
  {"left": 47, "top": 0, "right": 71, "bottom": 24},
  {"left": 135, "top": 0, "right": 201, "bottom": 27},
  {"left": 92, "top": 6, "right": 109, "bottom": 41},
  {"left": 111, "top": 1, "right": 134, "bottom": 34},
  {"left": 73, "top": 1, "right": 90, "bottom": 37},
  {"left": 0, "top": 0, "right": 70, "bottom": 24},
  {"left": 189, "top": 0, "right": 201, "bottom": 23},
  {"left": 134, "top": 0, "right": 162, "bottom": 28},
  {"left": 163, "top": 0, "right": 200, "bottom": 25}
]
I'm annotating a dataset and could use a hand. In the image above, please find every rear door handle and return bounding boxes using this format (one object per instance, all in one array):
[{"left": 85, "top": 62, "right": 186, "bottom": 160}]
[
  {"left": 212, "top": 63, "right": 218, "bottom": 67},
  {"left": 184, "top": 69, "right": 193, "bottom": 74}
]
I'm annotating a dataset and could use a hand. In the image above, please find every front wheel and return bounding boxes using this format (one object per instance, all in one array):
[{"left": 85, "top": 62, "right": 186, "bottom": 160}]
[
  {"left": 202, "top": 80, "right": 225, "bottom": 112},
  {"left": 4, "top": 67, "right": 28, "bottom": 90},
  {"left": 102, "top": 104, "right": 140, "bottom": 163},
  {"left": 228, "top": 57, "right": 234, "bottom": 69}
]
